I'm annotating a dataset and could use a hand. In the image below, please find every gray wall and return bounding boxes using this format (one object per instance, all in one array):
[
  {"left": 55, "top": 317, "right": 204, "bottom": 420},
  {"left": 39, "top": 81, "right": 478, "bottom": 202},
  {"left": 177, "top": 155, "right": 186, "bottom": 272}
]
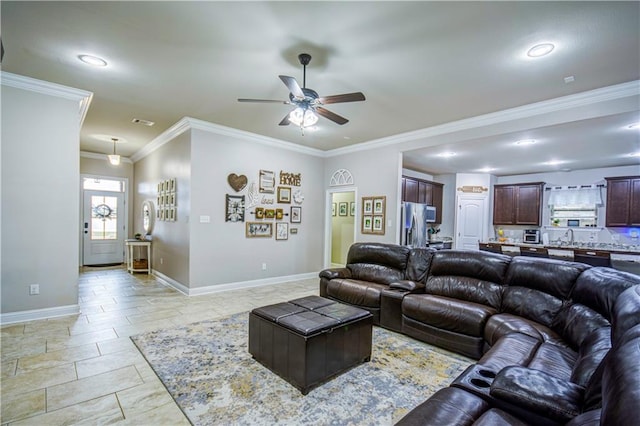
[
  {"left": 1, "top": 84, "right": 84, "bottom": 315},
  {"left": 325, "top": 146, "right": 402, "bottom": 244},
  {"left": 188, "top": 128, "right": 324, "bottom": 288},
  {"left": 133, "top": 131, "right": 192, "bottom": 286}
]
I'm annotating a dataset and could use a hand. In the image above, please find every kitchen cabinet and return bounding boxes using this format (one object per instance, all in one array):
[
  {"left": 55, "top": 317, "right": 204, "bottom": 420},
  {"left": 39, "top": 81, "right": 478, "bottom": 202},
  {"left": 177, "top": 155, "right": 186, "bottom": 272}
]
[
  {"left": 605, "top": 176, "right": 640, "bottom": 227},
  {"left": 493, "top": 182, "right": 544, "bottom": 226},
  {"left": 401, "top": 176, "right": 444, "bottom": 224}
]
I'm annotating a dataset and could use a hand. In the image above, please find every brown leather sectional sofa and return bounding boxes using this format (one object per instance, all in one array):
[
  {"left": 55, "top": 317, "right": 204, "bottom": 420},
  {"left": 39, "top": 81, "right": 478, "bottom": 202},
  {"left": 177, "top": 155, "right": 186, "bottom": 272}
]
[{"left": 319, "top": 242, "right": 640, "bottom": 425}]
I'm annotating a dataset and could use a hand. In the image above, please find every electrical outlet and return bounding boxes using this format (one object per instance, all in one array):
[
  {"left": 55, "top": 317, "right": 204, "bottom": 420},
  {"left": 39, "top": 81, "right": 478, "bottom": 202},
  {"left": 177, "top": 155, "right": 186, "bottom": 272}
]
[
  {"left": 262, "top": 263, "right": 267, "bottom": 271},
  {"left": 29, "top": 284, "right": 40, "bottom": 295},
  {"left": 160, "top": 258, "right": 163, "bottom": 265}
]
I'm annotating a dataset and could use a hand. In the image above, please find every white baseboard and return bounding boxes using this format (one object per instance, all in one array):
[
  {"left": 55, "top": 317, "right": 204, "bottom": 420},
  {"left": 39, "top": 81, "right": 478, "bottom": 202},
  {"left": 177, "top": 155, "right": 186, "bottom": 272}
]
[
  {"left": 1, "top": 304, "right": 80, "bottom": 325},
  {"left": 152, "top": 270, "right": 318, "bottom": 296}
]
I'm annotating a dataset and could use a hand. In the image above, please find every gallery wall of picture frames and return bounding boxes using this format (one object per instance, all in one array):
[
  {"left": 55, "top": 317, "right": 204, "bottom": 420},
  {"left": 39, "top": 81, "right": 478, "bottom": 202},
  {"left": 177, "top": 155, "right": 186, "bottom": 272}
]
[
  {"left": 156, "top": 178, "right": 177, "bottom": 222},
  {"left": 361, "top": 196, "right": 386, "bottom": 235},
  {"left": 226, "top": 169, "right": 304, "bottom": 240}
]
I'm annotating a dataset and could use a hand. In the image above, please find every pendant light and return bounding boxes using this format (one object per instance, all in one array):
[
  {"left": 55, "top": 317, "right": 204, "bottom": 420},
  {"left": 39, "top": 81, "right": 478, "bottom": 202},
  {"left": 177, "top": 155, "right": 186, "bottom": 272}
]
[{"left": 108, "top": 138, "right": 121, "bottom": 166}]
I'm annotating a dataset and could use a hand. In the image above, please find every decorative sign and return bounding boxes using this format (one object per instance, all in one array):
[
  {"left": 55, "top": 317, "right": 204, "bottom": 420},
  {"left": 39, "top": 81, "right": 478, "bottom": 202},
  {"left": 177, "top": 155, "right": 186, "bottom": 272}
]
[
  {"left": 261, "top": 196, "right": 274, "bottom": 204},
  {"left": 457, "top": 186, "right": 488, "bottom": 193},
  {"left": 279, "top": 171, "right": 302, "bottom": 186}
]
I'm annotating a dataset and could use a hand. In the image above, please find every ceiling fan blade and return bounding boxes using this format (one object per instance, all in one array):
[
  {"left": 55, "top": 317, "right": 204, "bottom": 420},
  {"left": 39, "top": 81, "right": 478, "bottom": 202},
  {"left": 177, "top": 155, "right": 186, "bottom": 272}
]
[
  {"left": 316, "top": 107, "right": 349, "bottom": 125},
  {"left": 279, "top": 75, "right": 304, "bottom": 98},
  {"left": 279, "top": 114, "right": 291, "bottom": 126},
  {"left": 319, "top": 92, "right": 366, "bottom": 104},
  {"left": 237, "top": 98, "right": 290, "bottom": 104}
]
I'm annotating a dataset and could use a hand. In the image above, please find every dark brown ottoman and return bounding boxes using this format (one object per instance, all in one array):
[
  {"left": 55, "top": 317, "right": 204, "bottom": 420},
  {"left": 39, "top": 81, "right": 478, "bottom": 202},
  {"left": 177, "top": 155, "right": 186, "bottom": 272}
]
[{"left": 248, "top": 295, "right": 373, "bottom": 394}]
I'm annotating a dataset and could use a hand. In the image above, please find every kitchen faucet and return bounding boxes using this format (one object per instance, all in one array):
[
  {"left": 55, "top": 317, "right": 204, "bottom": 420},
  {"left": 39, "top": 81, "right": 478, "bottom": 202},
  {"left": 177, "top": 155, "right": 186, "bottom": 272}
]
[{"left": 564, "top": 228, "right": 574, "bottom": 246}]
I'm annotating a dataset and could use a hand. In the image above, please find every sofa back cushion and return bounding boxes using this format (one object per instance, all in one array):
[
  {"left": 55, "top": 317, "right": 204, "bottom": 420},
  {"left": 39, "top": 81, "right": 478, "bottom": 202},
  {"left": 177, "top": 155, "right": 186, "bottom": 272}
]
[
  {"left": 571, "top": 268, "right": 640, "bottom": 322},
  {"left": 600, "top": 324, "right": 640, "bottom": 425},
  {"left": 346, "top": 243, "right": 410, "bottom": 285},
  {"left": 405, "top": 247, "right": 436, "bottom": 282},
  {"left": 611, "top": 284, "right": 640, "bottom": 345},
  {"left": 501, "top": 257, "right": 588, "bottom": 327},
  {"left": 424, "top": 250, "right": 511, "bottom": 309}
]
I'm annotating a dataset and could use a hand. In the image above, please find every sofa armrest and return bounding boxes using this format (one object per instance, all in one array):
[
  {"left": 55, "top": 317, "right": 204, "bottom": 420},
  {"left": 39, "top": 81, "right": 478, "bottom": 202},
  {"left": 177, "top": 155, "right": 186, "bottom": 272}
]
[
  {"left": 389, "top": 280, "right": 424, "bottom": 293},
  {"left": 490, "top": 366, "right": 584, "bottom": 423},
  {"left": 319, "top": 267, "right": 351, "bottom": 280}
]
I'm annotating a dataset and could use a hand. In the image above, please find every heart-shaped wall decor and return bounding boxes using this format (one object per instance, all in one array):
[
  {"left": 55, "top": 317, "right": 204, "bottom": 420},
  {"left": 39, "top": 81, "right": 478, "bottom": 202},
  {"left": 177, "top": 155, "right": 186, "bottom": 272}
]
[{"left": 227, "top": 173, "right": 248, "bottom": 192}]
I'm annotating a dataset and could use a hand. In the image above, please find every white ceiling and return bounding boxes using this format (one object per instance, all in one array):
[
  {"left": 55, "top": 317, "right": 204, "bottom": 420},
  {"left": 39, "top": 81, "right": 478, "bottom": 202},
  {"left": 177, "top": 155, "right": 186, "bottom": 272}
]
[{"left": 2, "top": 1, "right": 639, "bottom": 176}]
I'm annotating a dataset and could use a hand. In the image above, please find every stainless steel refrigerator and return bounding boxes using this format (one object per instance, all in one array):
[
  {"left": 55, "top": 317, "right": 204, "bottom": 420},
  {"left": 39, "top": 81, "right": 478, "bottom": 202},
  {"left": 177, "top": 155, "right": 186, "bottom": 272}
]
[{"left": 401, "top": 202, "right": 435, "bottom": 247}]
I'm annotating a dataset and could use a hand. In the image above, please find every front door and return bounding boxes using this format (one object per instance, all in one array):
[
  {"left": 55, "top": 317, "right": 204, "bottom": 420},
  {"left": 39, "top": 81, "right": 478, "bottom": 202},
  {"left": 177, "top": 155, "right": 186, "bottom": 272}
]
[
  {"left": 455, "top": 196, "right": 486, "bottom": 250},
  {"left": 83, "top": 190, "right": 125, "bottom": 265}
]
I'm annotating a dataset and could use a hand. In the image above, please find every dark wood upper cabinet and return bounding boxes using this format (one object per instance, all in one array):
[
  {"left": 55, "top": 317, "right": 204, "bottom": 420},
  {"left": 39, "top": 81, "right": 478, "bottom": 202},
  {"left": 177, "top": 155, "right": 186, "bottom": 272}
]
[
  {"left": 493, "top": 182, "right": 544, "bottom": 226},
  {"left": 401, "top": 175, "right": 444, "bottom": 224},
  {"left": 605, "top": 176, "right": 640, "bottom": 227}
]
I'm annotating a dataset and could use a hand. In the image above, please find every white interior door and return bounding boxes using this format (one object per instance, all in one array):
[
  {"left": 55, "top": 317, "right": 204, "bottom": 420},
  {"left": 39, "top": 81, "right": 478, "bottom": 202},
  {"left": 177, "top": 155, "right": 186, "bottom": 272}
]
[
  {"left": 455, "top": 196, "right": 486, "bottom": 250},
  {"left": 83, "top": 190, "right": 125, "bottom": 265}
]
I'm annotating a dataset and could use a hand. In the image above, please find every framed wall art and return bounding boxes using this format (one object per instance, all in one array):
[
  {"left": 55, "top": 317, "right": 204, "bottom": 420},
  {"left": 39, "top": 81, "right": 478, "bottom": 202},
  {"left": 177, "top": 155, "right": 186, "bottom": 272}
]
[
  {"left": 225, "top": 194, "right": 245, "bottom": 222},
  {"left": 339, "top": 202, "right": 348, "bottom": 216},
  {"left": 276, "top": 208, "right": 284, "bottom": 220},
  {"left": 265, "top": 209, "right": 275, "bottom": 219},
  {"left": 290, "top": 206, "right": 301, "bottom": 223},
  {"left": 259, "top": 170, "right": 275, "bottom": 193},
  {"left": 350, "top": 202, "right": 356, "bottom": 216},
  {"left": 246, "top": 222, "right": 273, "bottom": 238},
  {"left": 362, "top": 196, "right": 385, "bottom": 235},
  {"left": 255, "top": 207, "right": 264, "bottom": 219},
  {"left": 276, "top": 222, "right": 288, "bottom": 240},
  {"left": 277, "top": 186, "right": 291, "bottom": 203}
]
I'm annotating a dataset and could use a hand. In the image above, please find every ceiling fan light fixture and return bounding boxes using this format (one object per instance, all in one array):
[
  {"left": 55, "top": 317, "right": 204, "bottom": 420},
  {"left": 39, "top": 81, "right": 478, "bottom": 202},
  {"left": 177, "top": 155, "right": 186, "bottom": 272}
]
[{"left": 289, "top": 107, "right": 318, "bottom": 128}]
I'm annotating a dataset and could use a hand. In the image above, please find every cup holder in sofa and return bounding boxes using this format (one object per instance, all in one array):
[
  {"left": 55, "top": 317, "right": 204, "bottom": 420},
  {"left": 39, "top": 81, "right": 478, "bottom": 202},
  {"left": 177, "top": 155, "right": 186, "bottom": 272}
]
[
  {"left": 470, "top": 378, "right": 491, "bottom": 388},
  {"left": 452, "top": 365, "right": 499, "bottom": 400},
  {"left": 478, "top": 369, "right": 496, "bottom": 379}
]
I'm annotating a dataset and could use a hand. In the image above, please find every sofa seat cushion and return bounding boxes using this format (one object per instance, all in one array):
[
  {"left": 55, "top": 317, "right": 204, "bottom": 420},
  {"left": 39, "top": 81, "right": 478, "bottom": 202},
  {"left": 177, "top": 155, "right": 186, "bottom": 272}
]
[
  {"left": 403, "top": 294, "right": 496, "bottom": 336},
  {"left": 474, "top": 408, "right": 530, "bottom": 426},
  {"left": 484, "top": 313, "right": 565, "bottom": 347},
  {"left": 325, "top": 279, "right": 387, "bottom": 308},
  {"left": 395, "top": 387, "right": 490, "bottom": 426}
]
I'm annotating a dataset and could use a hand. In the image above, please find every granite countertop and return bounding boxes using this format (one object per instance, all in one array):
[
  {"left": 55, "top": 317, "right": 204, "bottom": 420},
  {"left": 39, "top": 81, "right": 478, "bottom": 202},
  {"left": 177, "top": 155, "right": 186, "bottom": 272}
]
[{"left": 482, "top": 241, "right": 640, "bottom": 255}]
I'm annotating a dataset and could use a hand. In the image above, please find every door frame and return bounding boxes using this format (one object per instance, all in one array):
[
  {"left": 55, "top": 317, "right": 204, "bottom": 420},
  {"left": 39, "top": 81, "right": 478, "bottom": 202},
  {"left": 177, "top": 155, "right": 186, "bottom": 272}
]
[
  {"left": 454, "top": 194, "right": 489, "bottom": 250},
  {"left": 79, "top": 174, "right": 129, "bottom": 266},
  {"left": 324, "top": 186, "right": 357, "bottom": 269}
]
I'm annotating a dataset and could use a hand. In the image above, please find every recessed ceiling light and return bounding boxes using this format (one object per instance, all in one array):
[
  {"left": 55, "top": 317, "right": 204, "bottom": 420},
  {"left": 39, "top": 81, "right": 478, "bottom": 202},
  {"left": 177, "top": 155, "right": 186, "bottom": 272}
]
[
  {"left": 78, "top": 54, "right": 107, "bottom": 67},
  {"left": 438, "top": 152, "right": 457, "bottom": 158},
  {"left": 478, "top": 167, "right": 495, "bottom": 173},
  {"left": 627, "top": 122, "right": 640, "bottom": 130},
  {"left": 515, "top": 139, "right": 536, "bottom": 146},
  {"left": 544, "top": 160, "right": 566, "bottom": 166},
  {"left": 527, "top": 43, "right": 555, "bottom": 58},
  {"left": 629, "top": 152, "right": 640, "bottom": 158}
]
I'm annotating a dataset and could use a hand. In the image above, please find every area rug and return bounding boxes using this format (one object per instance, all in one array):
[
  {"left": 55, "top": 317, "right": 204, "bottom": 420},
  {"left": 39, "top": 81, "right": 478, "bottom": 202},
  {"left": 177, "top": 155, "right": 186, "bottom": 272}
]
[{"left": 131, "top": 313, "right": 473, "bottom": 426}]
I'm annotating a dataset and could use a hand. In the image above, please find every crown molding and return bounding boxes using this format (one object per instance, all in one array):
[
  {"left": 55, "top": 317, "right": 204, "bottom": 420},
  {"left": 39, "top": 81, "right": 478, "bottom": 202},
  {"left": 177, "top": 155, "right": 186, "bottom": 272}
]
[
  {"left": 1, "top": 71, "right": 94, "bottom": 126},
  {"left": 186, "top": 117, "right": 324, "bottom": 157},
  {"left": 130, "top": 117, "right": 192, "bottom": 162},
  {"left": 325, "top": 80, "right": 640, "bottom": 157},
  {"left": 131, "top": 116, "right": 324, "bottom": 163},
  {"left": 80, "top": 151, "right": 133, "bottom": 163}
]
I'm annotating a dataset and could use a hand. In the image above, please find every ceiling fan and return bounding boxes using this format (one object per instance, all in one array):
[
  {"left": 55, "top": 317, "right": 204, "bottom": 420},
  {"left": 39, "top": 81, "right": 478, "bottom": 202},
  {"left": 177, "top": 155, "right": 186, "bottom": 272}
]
[{"left": 238, "top": 53, "right": 365, "bottom": 129}]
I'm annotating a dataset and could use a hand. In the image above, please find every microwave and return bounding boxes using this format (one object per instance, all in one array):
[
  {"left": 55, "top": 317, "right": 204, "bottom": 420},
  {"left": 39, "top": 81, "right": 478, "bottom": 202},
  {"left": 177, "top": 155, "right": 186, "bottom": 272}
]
[{"left": 523, "top": 229, "right": 541, "bottom": 244}]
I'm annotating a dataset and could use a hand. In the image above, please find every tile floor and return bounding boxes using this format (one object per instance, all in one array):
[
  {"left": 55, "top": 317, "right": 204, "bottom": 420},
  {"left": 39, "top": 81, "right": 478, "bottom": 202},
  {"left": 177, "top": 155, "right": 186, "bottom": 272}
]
[{"left": 1, "top": 266, "right": 318, "bottom": 425}]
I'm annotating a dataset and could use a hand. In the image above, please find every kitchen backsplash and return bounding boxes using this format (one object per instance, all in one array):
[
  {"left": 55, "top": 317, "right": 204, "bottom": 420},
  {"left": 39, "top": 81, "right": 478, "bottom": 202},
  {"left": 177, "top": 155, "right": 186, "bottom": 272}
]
[{"left": 493, "top": 225, "right": 640, "bottom": 246}]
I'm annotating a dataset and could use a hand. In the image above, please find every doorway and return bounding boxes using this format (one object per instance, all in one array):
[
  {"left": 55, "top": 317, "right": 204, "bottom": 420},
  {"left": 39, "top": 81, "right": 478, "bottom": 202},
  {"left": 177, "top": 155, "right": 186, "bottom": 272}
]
[
  {"left": 455, "top": 195, "right": 487, "bottom": 250},
  {"left": 81, "top": 177, "right": 127, "bottom": 265},
  {"left": 325, "top": 188, "right": 357, "bottom": 267}
]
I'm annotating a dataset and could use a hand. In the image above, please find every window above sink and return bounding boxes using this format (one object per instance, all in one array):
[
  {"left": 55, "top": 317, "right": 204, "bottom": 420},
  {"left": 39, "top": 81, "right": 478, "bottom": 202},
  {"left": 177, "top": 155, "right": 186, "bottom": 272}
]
[{"left": 547, "top": 185, "right": 603, "bottom": 228}]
